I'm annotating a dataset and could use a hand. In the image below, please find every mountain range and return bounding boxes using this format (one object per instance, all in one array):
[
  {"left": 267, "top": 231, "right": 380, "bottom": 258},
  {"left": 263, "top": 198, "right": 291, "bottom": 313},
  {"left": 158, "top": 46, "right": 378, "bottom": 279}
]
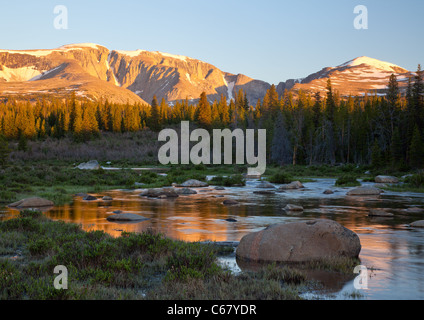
[{"left": 0, "top": 43, "right": 416, "bottom": 105}]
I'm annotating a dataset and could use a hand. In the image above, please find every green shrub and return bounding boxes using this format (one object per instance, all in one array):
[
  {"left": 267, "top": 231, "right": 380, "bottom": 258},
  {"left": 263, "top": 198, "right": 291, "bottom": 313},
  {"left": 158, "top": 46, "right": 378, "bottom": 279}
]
[
  {"left": 28, "top": 238, "right": 55, "bottom": 256},
  {"left": 335, "top": 175, "right": 361, "bottom": 187},
  {"left": 165, "top": 243, "right": 220, "bottom": 282},
  {"left": 405, "top": 172, "right": 424, "bottom": 188},
  {"left": 210, "top": 174, "right": 246, "bottom": 186},
  {"left": 268, "top": 172, "right": 293, "bottom": 184}
]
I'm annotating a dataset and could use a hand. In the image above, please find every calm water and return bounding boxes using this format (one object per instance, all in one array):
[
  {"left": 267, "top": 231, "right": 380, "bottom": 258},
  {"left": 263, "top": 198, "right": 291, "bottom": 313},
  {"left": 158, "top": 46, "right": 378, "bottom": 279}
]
[{"left": 2, "top": 178, "right": 424, "bottom": 300}]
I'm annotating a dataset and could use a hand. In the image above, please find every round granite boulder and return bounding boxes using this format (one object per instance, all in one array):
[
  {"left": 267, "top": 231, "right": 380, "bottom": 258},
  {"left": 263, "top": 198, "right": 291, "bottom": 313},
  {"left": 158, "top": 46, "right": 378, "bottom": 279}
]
[{"left": 236, "top": 219, "right": 361, "bottom": 263}]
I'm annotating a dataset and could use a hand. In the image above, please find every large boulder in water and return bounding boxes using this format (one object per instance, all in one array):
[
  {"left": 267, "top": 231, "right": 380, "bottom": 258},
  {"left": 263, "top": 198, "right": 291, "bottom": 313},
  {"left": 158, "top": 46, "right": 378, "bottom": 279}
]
[
  {"left": 375, "top": 176, "right": 399, "bottom": 184},
  {"left": 236, "top": 219, "right": 361, "bottom": 263},
  {"left": 279, "top": 181, "right": 304, "bottom": 190},
  {"left": 8, "top": 197, "right": 54, "bottom": 209},
  {"left": 178, "top": 179, "right": 209, "bottom": 188},
  {"left": 176, "top": 188, "right": 198, "bottom": 195},
  {"left": 347, "top": 187, "right": 382, "bottom": 196}
]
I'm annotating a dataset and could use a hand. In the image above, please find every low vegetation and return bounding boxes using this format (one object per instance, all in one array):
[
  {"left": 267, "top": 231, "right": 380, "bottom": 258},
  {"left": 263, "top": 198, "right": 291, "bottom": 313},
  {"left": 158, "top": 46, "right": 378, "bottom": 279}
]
[
  {"left": 0, "top": 163, "right": 246, "bottom": 205},
  {"left": 335, "top": 175, "right": 361, "bottom": 187},
  {"left": 0, "top": 164, "right": 142, "bottom": 205},
  {"left": 383, "top": 172, "right": 424, "bottom": 193},
  {"left": 267, "top": 171, "right": 293, "bottom": 184},
  {"left": 0, "top": 211, "right": 362, "bottom": 300},
  {"left": 209, "top": 174, "right": 246, "bottom": 187}
]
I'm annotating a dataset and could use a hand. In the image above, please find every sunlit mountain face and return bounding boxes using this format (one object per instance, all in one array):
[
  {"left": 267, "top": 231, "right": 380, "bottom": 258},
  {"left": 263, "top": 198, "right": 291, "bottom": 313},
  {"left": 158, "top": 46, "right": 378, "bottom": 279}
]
[{"left": 0, "top": 44, "right": 415, "bottom": 105}]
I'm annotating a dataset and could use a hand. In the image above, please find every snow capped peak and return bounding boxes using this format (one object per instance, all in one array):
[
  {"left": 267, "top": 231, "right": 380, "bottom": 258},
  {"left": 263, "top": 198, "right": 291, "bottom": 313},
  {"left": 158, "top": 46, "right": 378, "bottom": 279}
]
[
  {"left": 114, "top": 50, "right": 192, "bottom": 62},
  {"left": 0, "top": 43, "right": 105, "bottom": 57},
  {"left": 57, "top": 43, "right": 103, "bottom": 50},
  {"left": 156, "top": 51, "right": 191, "bottom": 62},
  {"left": 115, "top": 49, "right": 147, "bottom": 57},
  {"left": 337, "top": 56, "right": 405, "bottom": 72}
]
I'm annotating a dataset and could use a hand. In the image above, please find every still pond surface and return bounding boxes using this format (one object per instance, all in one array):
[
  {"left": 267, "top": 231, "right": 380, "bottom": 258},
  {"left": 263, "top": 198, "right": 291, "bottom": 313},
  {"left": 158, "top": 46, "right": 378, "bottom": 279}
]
[{"left": 2, "top": 178, "right": 424, "bottom": 300}]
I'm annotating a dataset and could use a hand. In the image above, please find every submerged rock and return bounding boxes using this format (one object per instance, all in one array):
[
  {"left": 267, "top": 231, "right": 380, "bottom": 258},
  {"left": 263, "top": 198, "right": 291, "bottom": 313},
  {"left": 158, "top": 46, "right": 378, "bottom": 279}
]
[
  {"left": 374, "top": 183, "right": 388, "bottom": 188},
  {"left": 404, "top": 207, "right": 424, "bottom": 214},
  {"left": 284, "top": 204, "right": 304, "bottom": 212},
  {"left": 102, "top": 196, "right": 113, "bottom": 201},
  {"left": 323, "top": 190, "right": 334, "bottom": 195},
  {"left": 410, "top": 220, "right": 424, "bottom": 228},
  {"left": 8, "top": 197, "right": 54, "bottom": 209},
  {"left": 106, "top": 213, "right": 149, "bottom": 222},
  {"left": 256, "top": 181, "right": 276, "bottom": 189},
  {"left": 74, "top": 193, "right": 89, "bottom": 197},
  {"left": 375, "top": 176, "right": 399, "bottom": 184},
  {"left": 347, "top": 187, "right": 382, "bottom": 196},
  {"left": 214, "top": 186, "right": 225, "bottom": 190},
  {"left": 223, "top": 199, "right": 239, "bottom": 206},
  {"left": 368, "top": 209, "right": 394, "bottom": 217},
  {"left": 83, "top": 195, "right": 97, "bottom": 201},
  {"left": 236, "top": 219, "right": 361, "bottom": 263},
  {"left": 253, "top": 190, "right": 276, "bottom": 195}
]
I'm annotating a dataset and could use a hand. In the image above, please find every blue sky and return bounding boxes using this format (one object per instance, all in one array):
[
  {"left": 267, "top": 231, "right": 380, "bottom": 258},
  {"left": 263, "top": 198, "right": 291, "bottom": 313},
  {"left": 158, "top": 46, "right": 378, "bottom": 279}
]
[{"left": 1, "top": 0, "right": 423, "bottom": 84}]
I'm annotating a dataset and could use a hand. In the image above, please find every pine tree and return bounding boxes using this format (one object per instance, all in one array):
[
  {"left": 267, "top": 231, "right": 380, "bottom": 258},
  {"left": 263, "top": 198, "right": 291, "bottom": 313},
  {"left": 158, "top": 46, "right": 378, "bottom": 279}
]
[
  {"left": 17, "top": 130, "right": 28, "bottom": 152},
  {"left": 0, "top": 134, "right": 10, "bottom": 167},
  {"left": 371, "top": 139, "right": 383, "bottom": 168},
  {"left": 312, "top": 92, "right": 321, "bottom": 128},
  {"left": 386, "top": 74, "right": 400, "bottom": 137},
  {"left": 111, "top": 105, "right": 123, "bottom": 133},
  {"left": 149, "top": 96, "right": 161, "bottom": 132},
  {"left": 72, "top": 103, "right": 84, "bottom": 141},
  {"left": 390, "top": 127, "right": 403, "bottom": 167},
  {"left": 196, "top": 92, "right": 212, "bottom": 129},
  {"left": 409, "top": 126, "right": 424, "bottom": 168},
  {"left": 82, "top": 104, "right": 100, "bottom": 137},
  {"left": 412, "top": 64, "right": 424, "bottom": 129},
  {"left": 325, "top": 79, "right": 336, "bottom": 122},
  {"left": 262, "top": 84, "right": 279, "bottom": 113},
  {"left": 219, "top": 94, "right": 230, "bottom": 126}
]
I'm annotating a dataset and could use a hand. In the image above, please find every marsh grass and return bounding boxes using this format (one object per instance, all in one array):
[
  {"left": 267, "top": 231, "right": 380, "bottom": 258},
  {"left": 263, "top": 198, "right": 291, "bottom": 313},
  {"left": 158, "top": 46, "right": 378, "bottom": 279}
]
[{"left": 0, "top": 212, "right": 311, "bottom": 300}]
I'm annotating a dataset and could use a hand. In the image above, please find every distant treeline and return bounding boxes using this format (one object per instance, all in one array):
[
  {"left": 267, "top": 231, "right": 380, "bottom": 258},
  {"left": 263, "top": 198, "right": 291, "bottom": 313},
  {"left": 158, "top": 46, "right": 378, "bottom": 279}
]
[{"left": 0, "top": 65, "right": 423, "bottom": 168}]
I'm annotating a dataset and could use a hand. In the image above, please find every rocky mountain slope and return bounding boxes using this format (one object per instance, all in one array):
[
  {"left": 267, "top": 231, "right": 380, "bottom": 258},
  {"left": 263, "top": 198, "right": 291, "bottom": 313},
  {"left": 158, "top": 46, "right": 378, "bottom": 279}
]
[
  {"left": 0, "top": 43, "right": 270, "bottom": 105},
  {"left": 0, "top": 44, "right": 416, "bottom": 104}
]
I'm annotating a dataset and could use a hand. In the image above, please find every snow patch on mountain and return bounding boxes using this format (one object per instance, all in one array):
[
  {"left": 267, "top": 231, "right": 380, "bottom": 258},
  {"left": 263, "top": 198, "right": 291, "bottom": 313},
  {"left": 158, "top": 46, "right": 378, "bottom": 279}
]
[
  {"left": 227, "top": 81, "right": 235, "bottom": 102},
  {"left": 0, "top": 43, "right": 103, "bottom": 57},
  {"left": 106, "top": 52, "right": 121, "bottom": 87},
  {"left": 58, "top": 43, "right": 103, "bottom": 50},
  {"left": 0, "top": 66, "right": 42, "bottom": 82}
]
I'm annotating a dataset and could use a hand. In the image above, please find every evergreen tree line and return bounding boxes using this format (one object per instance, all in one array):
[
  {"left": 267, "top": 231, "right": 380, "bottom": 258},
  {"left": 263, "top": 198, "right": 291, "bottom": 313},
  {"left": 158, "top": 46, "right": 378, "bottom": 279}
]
[{"left": 0, "top": 65, "right": 423, "bottom": 168}]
